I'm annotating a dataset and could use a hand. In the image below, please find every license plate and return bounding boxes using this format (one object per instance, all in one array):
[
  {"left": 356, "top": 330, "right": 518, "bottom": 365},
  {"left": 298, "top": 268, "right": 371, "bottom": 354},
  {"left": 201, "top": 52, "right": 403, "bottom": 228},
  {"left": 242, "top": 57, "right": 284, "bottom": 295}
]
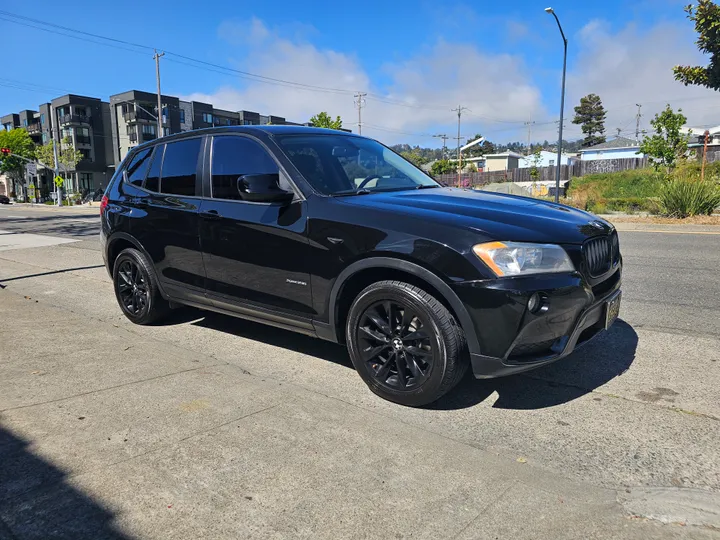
[{"left": 605, "top": 292, "right": 621, "bottom": 329}]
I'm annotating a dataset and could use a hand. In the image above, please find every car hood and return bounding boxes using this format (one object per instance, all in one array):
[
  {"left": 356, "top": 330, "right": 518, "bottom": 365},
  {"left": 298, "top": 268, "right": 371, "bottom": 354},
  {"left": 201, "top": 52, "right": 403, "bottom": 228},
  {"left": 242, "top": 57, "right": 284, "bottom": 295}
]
[{"left": 337, "top": 187, "right": 612, "bottom": 244}]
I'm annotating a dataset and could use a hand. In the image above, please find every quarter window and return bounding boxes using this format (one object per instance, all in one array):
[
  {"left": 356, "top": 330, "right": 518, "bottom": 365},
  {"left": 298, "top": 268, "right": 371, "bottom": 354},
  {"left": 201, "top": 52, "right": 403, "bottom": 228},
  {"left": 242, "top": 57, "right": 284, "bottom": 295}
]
[
  {"left": 124, "top": 148, "right": 153, "bottom": 187},
  {"left": 160, "top": 138, "right": 201, "bottom": 196},
  {"left": 145, "top": 145, "right": 164, "bottom": 192},
  {"left": 211, "top": 136, "right": 279, "bottom": 200}
]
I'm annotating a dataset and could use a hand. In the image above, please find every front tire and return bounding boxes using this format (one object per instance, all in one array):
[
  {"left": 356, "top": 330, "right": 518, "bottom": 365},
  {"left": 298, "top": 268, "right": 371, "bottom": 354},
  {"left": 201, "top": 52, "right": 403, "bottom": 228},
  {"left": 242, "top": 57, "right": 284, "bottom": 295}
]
[
  {"left": 346, "top": 280, "right": 468, "bottom": 407},
  {"left": 113, "top": 248, "right": 169, "bottom": 325}
]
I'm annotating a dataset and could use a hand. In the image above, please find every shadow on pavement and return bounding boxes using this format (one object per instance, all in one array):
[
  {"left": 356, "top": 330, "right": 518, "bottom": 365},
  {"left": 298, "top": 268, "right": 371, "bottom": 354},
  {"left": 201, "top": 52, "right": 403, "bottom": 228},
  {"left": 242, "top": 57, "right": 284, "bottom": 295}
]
[
  {"left": 164, "top": 307, "right": 637, "bottom": 411},
  {"left": 0, "top": 214, "right": 99, "bottom": 238},
  {"left": 0, "top": 265, "right": 104, "bottom": 284},
  {"left": 0, "top": 424, "right": 132, "bottom": 539},
  {"left": 433, "top": 320, "right": 639, "bottom": 411}
]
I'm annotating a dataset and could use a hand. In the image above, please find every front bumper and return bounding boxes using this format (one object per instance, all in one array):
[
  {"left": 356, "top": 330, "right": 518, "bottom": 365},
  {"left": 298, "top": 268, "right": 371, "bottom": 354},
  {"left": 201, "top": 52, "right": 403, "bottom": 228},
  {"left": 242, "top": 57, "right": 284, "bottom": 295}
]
[{"left": 451, "top": 264, "right": 622, "bottom": 378}]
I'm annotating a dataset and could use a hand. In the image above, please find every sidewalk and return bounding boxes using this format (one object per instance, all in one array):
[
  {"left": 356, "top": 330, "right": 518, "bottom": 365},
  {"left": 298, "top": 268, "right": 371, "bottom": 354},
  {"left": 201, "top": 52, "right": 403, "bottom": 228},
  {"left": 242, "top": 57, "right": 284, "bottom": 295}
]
[{"left": 1, "top": 289, "right": 717, "bottom": 539}]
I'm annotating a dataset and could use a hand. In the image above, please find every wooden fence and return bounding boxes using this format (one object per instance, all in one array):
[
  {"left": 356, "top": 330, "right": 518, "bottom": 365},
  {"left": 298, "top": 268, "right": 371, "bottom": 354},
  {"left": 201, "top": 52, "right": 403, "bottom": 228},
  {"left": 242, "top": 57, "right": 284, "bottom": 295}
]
[{"left": 435, "top": 156, "right": 650, "bottom": 188}]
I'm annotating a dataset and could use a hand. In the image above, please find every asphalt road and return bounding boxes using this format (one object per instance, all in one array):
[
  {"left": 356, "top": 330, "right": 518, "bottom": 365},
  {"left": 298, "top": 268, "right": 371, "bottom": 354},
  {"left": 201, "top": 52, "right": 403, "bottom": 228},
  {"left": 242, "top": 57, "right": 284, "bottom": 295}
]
[{"left": 1, "top": 203, "right": 719, "bottom": 539}]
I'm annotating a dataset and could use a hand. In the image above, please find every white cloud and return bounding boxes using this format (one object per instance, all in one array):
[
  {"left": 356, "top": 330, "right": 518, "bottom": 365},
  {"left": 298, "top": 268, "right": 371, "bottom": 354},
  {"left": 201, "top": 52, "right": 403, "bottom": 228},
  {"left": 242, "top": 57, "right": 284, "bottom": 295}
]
[
  {"left": 182, "top": 19, "right": 545, "bottom": 145},
  {"left": 564, "top": 20, "right": 719, "bottom": 141}
]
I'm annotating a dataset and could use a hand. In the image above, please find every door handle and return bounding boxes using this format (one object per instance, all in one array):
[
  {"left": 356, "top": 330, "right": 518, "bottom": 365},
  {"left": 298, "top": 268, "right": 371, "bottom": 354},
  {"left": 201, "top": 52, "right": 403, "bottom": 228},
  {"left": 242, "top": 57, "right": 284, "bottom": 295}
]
[
  {"left": 134, "top": 197, "right": 149, "bottom": 207},
  {"left": 200, "top": 210, "right": 222, "bottom": 220}
]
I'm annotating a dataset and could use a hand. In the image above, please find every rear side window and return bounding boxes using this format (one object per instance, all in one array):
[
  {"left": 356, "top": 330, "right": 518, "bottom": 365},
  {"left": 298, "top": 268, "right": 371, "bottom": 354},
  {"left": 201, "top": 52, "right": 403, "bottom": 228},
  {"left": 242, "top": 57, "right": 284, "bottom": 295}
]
[
  {"left": 124, "top": 148, "right": 152, "bottom": 187},
  {"left": 211, "top": 136, "right": 279, "bottom": 200},
  {"left": 145, "top": 145, "right": 164, "bottom": 192},
  {"left": 160, "top": 138, "right": 202, "bottom": 196}
]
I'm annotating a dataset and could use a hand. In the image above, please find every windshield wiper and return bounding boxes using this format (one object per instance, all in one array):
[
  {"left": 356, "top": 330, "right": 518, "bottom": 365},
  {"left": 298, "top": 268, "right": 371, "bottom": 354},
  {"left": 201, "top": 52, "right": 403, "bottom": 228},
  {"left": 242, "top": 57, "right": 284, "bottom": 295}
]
[{"left": 331, "top": 188, "right": 373, "bottom": 197}]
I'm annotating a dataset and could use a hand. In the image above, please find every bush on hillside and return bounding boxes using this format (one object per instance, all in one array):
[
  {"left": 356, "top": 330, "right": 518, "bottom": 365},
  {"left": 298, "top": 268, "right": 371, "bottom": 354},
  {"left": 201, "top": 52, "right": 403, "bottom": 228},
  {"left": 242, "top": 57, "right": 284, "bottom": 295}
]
[{"left": 660, "top": 178, "right": 720, "bottom": 217}]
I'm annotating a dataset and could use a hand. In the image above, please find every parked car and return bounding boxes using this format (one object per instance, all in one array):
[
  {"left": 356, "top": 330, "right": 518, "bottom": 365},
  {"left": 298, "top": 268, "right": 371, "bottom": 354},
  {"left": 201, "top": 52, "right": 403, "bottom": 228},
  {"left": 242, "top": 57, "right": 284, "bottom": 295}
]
[
  {"left": 0, "top": 194, "right": 9, "bottom": 204},
  {"left": 100, "top": 126, "right": 622, "bottom": 406}
]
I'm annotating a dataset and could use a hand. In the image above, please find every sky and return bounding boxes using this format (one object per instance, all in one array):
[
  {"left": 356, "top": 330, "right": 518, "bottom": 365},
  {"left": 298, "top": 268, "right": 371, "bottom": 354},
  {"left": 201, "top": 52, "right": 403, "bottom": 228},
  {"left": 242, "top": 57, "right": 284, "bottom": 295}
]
[{"left": 1, "top": 0, "right": 718, "bottom": 148}]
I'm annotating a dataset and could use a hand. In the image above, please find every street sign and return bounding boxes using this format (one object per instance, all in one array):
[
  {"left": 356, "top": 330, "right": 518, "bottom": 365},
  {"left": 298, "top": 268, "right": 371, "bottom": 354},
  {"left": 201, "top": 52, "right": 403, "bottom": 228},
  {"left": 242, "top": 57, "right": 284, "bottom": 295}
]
[
  {"left": 26, "top": 162, "right": 37, "bottom": 175},
  {"left": 54, "top": 176, "right": 64, "bottom": 187}
]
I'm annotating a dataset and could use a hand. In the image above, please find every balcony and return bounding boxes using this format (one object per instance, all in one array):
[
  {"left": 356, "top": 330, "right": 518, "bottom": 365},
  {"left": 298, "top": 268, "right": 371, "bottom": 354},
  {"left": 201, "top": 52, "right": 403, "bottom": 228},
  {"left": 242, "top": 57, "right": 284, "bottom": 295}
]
[
  {"left": 59, "top": 114, "right": 89, "bottom": 125},
  {"left": 129, "top": 132, "right": 138, "bottom": 143},
  {"left": 26, "top": 123, "right": 41, "bottom": 134},
  {"left": 123, "top": 110, "right": 155, "bottom": 123}
]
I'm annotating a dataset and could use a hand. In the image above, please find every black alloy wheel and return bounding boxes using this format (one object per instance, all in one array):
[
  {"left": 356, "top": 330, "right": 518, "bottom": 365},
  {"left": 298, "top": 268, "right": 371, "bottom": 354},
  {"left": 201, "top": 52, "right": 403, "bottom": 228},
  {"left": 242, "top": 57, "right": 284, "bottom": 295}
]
[
  {"left": 357, "top": 300, "right": 435, "bottom": 390},
  {"left": 112, "top": 247, "right": 169, "bottom": 325},
  {"left": 346, "top": 280, "right": 469, "bottom": 407},
  {"left": 116, "top": 259, "right": 149, "bottom": 316}
]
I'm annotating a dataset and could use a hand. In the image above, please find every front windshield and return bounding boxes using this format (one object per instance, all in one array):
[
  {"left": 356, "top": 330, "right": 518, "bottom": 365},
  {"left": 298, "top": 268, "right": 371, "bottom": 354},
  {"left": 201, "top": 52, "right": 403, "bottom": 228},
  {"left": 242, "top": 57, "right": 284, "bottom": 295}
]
[{"left": 276, "top": 134, "right": 439, "bottom": 195}]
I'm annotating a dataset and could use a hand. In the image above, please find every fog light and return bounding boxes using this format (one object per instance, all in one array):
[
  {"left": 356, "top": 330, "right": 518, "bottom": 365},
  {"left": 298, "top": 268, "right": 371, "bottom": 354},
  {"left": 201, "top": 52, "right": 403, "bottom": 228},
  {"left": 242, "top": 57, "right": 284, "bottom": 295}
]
[{"left": 528, "top": 293, "right": 541, "bottom": 313}]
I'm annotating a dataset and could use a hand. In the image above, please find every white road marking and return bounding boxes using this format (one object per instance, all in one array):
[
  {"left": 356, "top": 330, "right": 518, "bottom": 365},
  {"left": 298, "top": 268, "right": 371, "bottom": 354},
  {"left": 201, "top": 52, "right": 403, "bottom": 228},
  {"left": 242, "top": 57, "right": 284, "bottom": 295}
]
[{"left": 0, "top": 229, "right": 78, "bottom": 251}]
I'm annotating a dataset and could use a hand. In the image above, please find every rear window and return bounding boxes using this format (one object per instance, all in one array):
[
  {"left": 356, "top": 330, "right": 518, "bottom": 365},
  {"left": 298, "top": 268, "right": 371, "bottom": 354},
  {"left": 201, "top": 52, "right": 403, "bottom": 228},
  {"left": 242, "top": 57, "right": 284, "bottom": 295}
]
[{"left": 160, "top": 138, "right": 201, "bottom": 196}]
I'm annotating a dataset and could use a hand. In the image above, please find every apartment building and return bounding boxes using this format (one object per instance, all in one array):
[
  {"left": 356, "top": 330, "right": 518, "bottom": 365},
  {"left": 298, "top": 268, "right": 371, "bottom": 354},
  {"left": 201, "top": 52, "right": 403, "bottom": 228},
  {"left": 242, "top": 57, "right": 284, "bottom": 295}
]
[
  {"left": 109, "top": 89, "right": 293, "bottom": 162},
  {"left": 2, "top": 96, "right": 115, "bottom": 197},
  {"left": 4, "top": 88, "right": 302, "bottom": 197}
]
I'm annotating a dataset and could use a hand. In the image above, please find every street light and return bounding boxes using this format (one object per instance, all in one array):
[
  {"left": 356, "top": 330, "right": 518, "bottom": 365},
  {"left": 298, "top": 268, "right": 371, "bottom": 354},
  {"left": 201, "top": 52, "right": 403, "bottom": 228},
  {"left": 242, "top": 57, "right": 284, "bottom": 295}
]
[{"left": 545, "top": 6, "right": 567, "bottom": 203}]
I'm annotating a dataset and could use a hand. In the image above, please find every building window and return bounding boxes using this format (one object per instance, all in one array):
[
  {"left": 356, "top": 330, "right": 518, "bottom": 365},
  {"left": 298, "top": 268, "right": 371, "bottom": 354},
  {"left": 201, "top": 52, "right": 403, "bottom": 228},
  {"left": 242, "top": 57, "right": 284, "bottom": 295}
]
[
  {"left": 142, "top": 124, "right": 156, "bottom": 135},
  {"left": 179, "top": 109, "right": 185, "bottom": 123},
  {"left": 549, "top": 160, "right": 555, "bottom": 166},
  {"left": 75, "top": 106, "right": 87, "bottom": 117},
  {"left": 23, "top": 119, "right": 28, "bottom": 127},
  {"left": 79, "top": 149, "right": 92, "bottom": 161},
  {"left": 40, "top": 113, "right": 46, "bottom": 125},
  {"left": 42, "top": 133, "right": 48, "bottom": 143},
  {"left": 202, "top": 112, "right": 213, "bottom": 124}
]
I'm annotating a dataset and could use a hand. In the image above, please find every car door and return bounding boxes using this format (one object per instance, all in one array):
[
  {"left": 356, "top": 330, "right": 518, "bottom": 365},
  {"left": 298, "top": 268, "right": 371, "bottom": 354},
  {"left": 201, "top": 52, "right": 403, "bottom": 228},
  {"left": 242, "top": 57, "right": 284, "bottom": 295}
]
[
  {"left": 131, "top": 136, "right": 207, "bottom": 304},
  {"left": 199, "top": 134, "right": 314, "bottom": 320}
]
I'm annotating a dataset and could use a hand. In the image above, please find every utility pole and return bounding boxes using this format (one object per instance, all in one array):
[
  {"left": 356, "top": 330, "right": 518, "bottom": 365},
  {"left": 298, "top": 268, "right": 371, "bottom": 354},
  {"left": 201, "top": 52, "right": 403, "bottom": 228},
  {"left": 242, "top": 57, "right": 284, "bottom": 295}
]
[
  {"left": 452, "top": 105, "right": 468, "bottom": 185},
  {"left": 154, "top": 49, "right": 165, "bottom": 138},
  {"left": 433, "top": 134, "right": 449, "bottom": 159},
  {"left": 524, "top": 121, "right": 535, "bottom": 155},
  {"left": 354, "top": 92, "right": 367, "bottom": 135},
  {"left": 616, "top": 127, "right": 622, "bottom": 137},
  {"left": 635, "top": 103, "right": 642, "bottom": 142}
]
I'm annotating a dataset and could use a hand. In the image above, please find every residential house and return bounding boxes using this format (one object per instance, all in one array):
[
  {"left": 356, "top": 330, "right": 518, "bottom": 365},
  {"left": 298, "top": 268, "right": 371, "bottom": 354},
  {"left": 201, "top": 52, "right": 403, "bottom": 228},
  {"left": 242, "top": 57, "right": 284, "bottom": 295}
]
[
  {"left": 681, "top": 124, "right": 720, "bottom": 158},
  {"left": 578, "top": 136, "right": 642, "bottom": 160},
  {"left": 484, "top": 151, "right": 525, "bottom": 172},
  {"left": 518, "top": 150, "right": 576, "bottom": 168}
]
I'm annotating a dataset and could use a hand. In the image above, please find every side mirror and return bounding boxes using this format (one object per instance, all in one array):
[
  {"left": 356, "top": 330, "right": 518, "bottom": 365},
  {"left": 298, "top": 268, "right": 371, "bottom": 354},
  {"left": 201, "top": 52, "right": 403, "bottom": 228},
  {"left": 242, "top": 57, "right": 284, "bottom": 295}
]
[{"left": 237, "top": 173, "right": 294, "bottom": 204}]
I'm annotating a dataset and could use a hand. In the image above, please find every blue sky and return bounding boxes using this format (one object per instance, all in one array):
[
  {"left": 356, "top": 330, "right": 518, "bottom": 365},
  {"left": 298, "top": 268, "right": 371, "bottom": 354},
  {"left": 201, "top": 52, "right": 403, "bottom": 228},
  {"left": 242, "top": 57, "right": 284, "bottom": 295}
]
[{"left": 1, "top": 0, "right": 716, "bottom": 146}]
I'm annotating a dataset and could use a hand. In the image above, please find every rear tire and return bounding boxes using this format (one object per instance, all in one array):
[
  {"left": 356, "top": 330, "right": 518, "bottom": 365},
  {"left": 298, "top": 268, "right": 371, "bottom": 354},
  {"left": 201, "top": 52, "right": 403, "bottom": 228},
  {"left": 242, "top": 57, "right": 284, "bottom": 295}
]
[
  {"left": 113, "top": 248, "right": 169, "bottom": 325},
  {"left": 346, "top": 280, "right": 469, "bottom": 407}
]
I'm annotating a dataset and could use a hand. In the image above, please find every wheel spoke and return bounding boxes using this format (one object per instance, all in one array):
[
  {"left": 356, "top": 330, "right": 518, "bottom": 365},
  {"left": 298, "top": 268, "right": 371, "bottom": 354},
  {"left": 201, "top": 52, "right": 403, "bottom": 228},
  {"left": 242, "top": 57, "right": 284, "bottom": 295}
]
[
  {"left": 399, "top": 308, "right": 414, "bottom": 335},
  {"left": 404, "top": 353, "right": 426, "bottom": 378},
  {"left": 363, "top": 343, "right": 389, "bottom": 360},
  {"left": 395, "top": 353, "right": 408, "bottom": 387},
  {"left": 365, "top": 308, "right": 391, "bottom": 336},
  {"left": 375, "top": 352, "right": 395, "bottom": 380},
  {"left": 384, "top": 301, "right": 396, "bottom": 332},
  {"left": 359, "top": 325, "right": 388, "bottom": 343},
  {"left": 402, "top": 330, "right": 428, "bottom": 342},
  {"left": 405, "top": 346, "right": 432, "bottom": 358}
]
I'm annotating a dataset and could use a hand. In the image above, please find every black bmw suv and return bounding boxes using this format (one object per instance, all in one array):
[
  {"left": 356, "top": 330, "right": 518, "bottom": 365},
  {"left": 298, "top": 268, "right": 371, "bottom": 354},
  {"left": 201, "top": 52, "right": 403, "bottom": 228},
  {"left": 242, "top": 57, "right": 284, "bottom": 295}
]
[{"left": 101, "top": 126, "right": 621, "bottom": 406}]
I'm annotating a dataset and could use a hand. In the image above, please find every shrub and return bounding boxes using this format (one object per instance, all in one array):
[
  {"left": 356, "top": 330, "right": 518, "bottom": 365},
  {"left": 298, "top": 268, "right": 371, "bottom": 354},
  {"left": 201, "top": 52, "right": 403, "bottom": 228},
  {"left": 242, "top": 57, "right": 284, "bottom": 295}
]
[{"left": 660, "top": 178, "right": 720, "bottom": 217}]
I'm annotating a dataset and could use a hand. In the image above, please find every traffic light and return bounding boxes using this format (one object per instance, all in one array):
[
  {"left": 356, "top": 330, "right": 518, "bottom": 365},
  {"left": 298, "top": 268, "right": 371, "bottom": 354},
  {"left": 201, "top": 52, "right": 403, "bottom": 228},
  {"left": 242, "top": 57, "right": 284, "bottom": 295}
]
[{"left": 0, "top": 148, "right": 10, "bottom": 156}]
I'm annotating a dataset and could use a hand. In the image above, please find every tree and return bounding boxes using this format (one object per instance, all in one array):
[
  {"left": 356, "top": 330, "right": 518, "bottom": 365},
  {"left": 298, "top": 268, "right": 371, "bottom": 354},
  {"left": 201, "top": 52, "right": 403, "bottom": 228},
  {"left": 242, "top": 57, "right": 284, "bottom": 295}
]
[
  {"left": 430, "top": 159, "right": 454, "bottom": 176},
  {"left": 639, "top": 105, "right": 690, "bottom": 170},
  {"left": 309, "top": 112, "right": 343, "bottom": 130},
  {"left": 463, "top": 134, "right": 496, "bottom": 157},
  {"left": 35, "top": 137, "right": 84, "bottom": 179},
  {"left": 572, "top": 94, "right": 607, "bottom": 147},
  {"left": 528, "top": 149, "right": 543, "bottom": 180},
  {"left": 0, "top": 128, "right": 35, "bottom": 196},
  {"left": 400, "top": 148, "right": 429, "bottom": 167},
  {"left": 673, "top": 0, "right": 720, "bottom": 90}
]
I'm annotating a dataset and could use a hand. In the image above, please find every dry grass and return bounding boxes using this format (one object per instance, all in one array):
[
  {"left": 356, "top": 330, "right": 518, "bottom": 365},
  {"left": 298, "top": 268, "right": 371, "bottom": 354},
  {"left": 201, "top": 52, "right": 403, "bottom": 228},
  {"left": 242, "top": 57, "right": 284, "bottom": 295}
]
[{"left": 606, "top": 215, "right": 720, "bottom": 225}]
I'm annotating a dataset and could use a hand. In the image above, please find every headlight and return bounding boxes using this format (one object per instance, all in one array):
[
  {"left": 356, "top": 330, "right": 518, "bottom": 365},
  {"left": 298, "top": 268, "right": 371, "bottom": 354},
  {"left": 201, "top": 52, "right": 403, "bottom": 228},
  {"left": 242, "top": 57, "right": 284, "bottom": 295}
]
[{"left": 473, "top": 241, "right": 575, "bottom": 277}]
